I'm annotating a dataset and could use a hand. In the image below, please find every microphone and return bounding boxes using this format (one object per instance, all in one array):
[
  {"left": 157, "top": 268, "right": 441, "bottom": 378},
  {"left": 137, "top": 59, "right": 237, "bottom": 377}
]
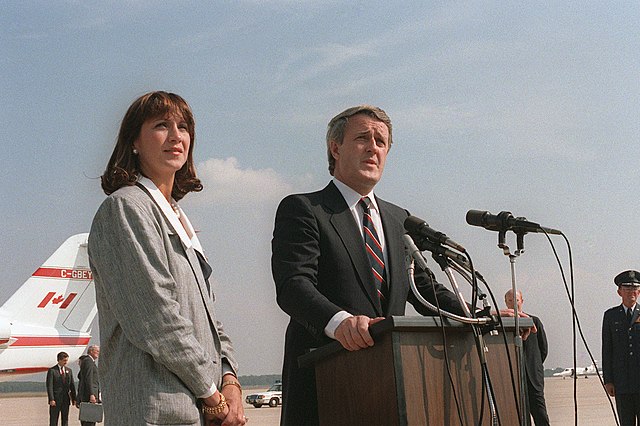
[
  {"left": 404, "top": 216, "right": 466, "bottom": 253},
  {"left": 465, "top": 210, "right": 562, "bottom": 235},
  {"left": 413, "top": 236, "right": 470, "bottom": 268},
  {"left": 402, "top": 234, "right": 429, "bottom": 271}
]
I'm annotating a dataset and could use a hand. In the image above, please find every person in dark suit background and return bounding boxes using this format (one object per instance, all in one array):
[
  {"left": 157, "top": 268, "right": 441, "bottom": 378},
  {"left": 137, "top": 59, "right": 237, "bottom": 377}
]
[
  {"left": 504, "top": 289, "right": 550, "bottom": 425},
  {"left": 46, "top": 351, "right": 76, "bottom": 426},
  {"left": 271, "top": 105, "right": 464, "bottom": 425},
  {"left": 77, "top": 345, "right": 100, "bottom": 426},
  {"left": 602, "top": 270, "right": 640, "bottom": 426}
]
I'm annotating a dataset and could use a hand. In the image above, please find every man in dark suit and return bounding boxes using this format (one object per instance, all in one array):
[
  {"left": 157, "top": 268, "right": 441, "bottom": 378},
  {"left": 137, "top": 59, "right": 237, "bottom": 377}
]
[
  {"left": 46, "top": 351, "right": 76, "bottom": 426},
  {"left": 271, "top": 105, "right": 464, "bottom": 425},
  {"left": 602, "top": 270, "right": 640, "bottom": 426},
  {"left": 504, "top": 289, "right": 549, "bottom": 425},
  {"left": 77, "top": 345, "right": 100, "bottom": 426}
]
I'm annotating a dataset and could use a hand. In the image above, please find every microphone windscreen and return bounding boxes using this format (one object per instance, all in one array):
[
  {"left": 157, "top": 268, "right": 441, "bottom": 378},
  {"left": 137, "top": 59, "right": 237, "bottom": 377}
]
[{"left": 404, "top": 216, "right": 426, "bottom": 234}]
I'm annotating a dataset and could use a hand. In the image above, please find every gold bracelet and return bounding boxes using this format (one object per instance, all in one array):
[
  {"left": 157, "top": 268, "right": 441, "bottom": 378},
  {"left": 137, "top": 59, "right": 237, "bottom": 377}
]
[
  {"left": 221, "top": 380, "right": 242, "bottom": 391},
  {"left": 201, "top": 393, "right": 227, "bottom": 415}
]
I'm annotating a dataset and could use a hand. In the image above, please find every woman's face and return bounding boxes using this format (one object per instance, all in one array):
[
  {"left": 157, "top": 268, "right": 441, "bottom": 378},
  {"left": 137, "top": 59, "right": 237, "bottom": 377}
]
[{"left": 133, "top": 112, "right": 191, "bottom": 183}]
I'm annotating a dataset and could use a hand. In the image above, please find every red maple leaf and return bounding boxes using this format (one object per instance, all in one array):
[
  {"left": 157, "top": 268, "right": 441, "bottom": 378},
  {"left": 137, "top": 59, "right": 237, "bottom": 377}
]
[{"left": 52, "top": 295, "right": 64, "bottom": 304}]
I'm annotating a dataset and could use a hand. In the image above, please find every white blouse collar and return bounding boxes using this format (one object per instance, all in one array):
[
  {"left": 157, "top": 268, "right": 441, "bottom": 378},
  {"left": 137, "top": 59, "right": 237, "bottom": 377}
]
[{"left": 137, "top": 177, "right": 203, "bottom": 252}]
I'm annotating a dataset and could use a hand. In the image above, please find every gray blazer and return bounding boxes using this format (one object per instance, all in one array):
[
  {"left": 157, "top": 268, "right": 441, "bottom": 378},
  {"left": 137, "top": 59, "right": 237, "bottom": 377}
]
[{"left": 88, "top": 182, "right": 237, "bottom": 425}]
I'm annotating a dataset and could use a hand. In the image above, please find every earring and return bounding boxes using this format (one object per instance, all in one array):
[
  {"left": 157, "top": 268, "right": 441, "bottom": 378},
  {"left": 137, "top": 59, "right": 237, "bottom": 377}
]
[{"left": 133, "top": 148, "right": 139, "bottom": 155}]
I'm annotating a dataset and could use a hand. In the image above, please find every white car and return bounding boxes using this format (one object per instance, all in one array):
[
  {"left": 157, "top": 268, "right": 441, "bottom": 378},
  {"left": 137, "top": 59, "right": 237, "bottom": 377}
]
[{"left": 245, "top": 382, "right": 282, "bottom": 408}]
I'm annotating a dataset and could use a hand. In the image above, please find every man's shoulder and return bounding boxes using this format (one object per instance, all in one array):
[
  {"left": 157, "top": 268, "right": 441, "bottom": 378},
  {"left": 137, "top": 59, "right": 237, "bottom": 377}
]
[
  {"left": 604, "top": 305, "right": 622, "bottom": 315},
  {"left": 529, "top": 314, "right": 542, "bottom": 324},
  {"left": 277, "top": 183, "right": 340, "bottom": 211}
]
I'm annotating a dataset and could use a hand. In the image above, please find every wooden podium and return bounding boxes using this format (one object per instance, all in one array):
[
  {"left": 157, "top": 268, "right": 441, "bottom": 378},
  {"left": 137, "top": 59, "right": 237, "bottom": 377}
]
[{"left": 299, "top": 316, "right": 531, "bottom": 426}]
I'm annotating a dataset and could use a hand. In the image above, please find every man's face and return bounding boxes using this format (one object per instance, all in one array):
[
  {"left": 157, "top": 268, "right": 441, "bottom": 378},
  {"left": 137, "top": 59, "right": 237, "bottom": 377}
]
[
  {"left": 505, "top": 291, "right": 523, "bottom": 311},
  {"left": 90, "top": 347, "right": 100, "bottom": 359},
  {"left": 331, "top": 113, "right": 389, "bottom": 195},
  {"left": 58, "top": 357, "right": 69, "bottom": 367},
  {"left": 617, "top": 285, "right": 640, "bottom": 308}
]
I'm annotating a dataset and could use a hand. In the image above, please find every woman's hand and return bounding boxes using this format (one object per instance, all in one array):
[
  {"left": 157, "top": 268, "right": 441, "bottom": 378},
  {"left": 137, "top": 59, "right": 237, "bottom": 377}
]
[
  {"left": 202, "top": 391, "right": 229, "bottom": 425},
  {"left": 220, "top": 374, "right": 247, "bottom": 426}
]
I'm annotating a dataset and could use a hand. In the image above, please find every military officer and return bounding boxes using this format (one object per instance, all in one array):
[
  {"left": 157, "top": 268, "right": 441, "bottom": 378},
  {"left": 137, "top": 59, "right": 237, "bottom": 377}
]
[{"left": 602, "top": 270, "right": 640, "bottom": 425}]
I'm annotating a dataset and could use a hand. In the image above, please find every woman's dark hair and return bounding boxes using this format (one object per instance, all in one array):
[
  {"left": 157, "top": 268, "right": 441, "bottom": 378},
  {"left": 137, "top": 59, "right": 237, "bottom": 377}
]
[{"left": 100, "top": 91, "right": 202, "bottom": 200}]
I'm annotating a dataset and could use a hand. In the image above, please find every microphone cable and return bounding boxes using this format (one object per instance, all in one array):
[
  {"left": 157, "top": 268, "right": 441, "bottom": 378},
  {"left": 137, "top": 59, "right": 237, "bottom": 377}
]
[
  {"left": 542, "top": 230, "right": 619, "bottom": 426},
  {"left": 420, "top": 260, "right": 467, "bottom": 426},
  {"left": 466, "top": 254, "right": 521, "bottom": 426}
]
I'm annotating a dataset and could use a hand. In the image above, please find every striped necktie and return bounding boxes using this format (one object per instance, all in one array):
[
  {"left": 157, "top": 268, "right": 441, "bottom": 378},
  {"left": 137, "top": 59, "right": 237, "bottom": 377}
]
[{"left": 359, "top": 197, "right": 387, "bottom": 305}]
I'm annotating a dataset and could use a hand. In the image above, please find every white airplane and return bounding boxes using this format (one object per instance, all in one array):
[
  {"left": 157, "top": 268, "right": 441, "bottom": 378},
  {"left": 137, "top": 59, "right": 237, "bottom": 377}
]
[
  {"left": 553, "top": 362, "right": 599, "bottom": 379},
  {"left": 0, "top": 233, "right": 97, "bottom": 378}
]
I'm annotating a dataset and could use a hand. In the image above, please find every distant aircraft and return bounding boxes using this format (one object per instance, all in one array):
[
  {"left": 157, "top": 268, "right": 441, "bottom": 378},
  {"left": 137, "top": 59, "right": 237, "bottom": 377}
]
[
  {"left": 553, "top": 362, "right": 599, "bottom": 379},
  {"left": 0, "top": 234, "right": 97, "bottom": 377}
]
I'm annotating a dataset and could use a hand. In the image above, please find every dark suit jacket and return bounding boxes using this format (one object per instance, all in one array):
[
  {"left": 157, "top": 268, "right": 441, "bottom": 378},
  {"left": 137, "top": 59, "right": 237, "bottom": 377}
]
[
  {"left": 602, "top": 304, "right": 640, "bottom": 394},
  {"left": 46, "top": 365, "right": 76, "bottom": 406},
  {"left": 271, "top": 182, "right": 463, "bottom": 425},
  {"left": 523, "top": 315, "right": 547, "bottom": 392},
  {"left": 78, "top": 356, "right": 100, "bottom": 403}
]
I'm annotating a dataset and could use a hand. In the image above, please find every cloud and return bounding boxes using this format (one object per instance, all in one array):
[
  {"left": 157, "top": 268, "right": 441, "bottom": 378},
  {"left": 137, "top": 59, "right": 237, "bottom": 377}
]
[{"left": 195, "top": 157, "right": 294, "bottom": 206}]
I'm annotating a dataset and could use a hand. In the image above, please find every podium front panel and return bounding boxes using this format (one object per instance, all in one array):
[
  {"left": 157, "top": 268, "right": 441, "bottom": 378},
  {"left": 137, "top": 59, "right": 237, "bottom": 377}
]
[{"left": 308, "top": 317, "right": 526, "bottom": 426}]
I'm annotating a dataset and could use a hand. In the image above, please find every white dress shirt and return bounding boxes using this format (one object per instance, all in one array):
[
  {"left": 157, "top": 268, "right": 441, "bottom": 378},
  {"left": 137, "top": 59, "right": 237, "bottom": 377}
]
[{"left": 324, "top": 178, "right": 388, "bottom": 339}]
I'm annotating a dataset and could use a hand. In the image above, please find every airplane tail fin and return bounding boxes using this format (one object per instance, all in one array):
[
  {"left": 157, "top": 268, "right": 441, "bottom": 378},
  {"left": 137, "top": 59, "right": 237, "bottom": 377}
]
[{"left": 0, "top": 233, "right": 97, "bottom": 334}]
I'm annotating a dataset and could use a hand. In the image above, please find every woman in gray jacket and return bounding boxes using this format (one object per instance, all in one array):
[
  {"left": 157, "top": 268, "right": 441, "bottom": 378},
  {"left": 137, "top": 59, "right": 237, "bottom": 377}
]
[{"left": 88, "top": 91, "right": 246, "bottom": 426}]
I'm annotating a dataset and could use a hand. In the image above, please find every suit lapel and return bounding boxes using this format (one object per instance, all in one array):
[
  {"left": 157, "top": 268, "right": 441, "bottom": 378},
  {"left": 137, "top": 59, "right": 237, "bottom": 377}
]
[
  {"left": 378, "top": 198, "right": 407, "bottom": 314},
  {"left": 184, "top": 248, "right": 219, "bottom": 328},
  {"left": 323, "top": 183, "right": 383, "bottom": 315},
  {"left": 136, "top": 181, "right": 220, "bottom": 330},
  {"left": 631, "top": 305, "right": 640, "bottom": 326}
]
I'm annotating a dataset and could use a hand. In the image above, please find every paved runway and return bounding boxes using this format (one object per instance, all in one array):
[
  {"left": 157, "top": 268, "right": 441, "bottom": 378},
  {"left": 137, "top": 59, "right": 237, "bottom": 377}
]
[{"left": 0, "top": 377, "right": 620, "bottom": 425}]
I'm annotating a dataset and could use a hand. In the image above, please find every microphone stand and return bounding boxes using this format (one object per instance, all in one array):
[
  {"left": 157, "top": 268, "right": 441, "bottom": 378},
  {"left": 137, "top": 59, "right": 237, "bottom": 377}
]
[
  {"left": 405, "top": 237, "right": 500, "bottom": 424},
  {"left": 498, "top": 227, "right": 530, "bottom": 426},
  {"left": 403, "top": 235, "right": 492, "bottom": 325}
]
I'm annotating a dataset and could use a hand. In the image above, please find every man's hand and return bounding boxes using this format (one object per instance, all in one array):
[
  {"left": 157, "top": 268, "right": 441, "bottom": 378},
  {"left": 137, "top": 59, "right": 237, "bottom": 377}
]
[
  {"left": 335, "top": 316, "right": 385, "bottom": 351},
  {"left": 498, "top": 308, "right": 537, "bottom": 339},
  {"left": 605, "top": 383, "right": 615, "bottom": 397},
  {"left": 49, "top": 400, "right": 56, "bottom": 407},
  {"left": 89, "top": 394, "right": 97, "bottom": 403}
]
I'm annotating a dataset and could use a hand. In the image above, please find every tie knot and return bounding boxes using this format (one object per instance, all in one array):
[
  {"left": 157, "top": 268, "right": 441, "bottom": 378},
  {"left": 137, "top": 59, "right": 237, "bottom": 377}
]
[{"left": 359, "top": 197, "right": 371, "bottom": 211}]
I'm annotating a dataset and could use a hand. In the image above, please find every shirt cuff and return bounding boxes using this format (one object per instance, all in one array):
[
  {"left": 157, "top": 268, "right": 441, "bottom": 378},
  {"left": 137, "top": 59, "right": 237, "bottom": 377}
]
[
  {"left": 324, "top": 311, "right": 353, "bottom": 339},
  {"left": 197, "top": 361, "right": 236, "bottom": 399},
  {"left": 198, "top": 383, "right": 218, "bottom": 400}
]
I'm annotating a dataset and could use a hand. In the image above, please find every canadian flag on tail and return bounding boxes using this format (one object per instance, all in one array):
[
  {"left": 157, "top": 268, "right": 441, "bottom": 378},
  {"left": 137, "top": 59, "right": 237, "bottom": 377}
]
[{"left": 37, "top": 292, "right": 77, "bottom": 309}]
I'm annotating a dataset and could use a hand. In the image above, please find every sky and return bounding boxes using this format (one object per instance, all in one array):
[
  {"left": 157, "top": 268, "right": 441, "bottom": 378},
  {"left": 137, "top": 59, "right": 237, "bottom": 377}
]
[{"left": 1, "top": 1, "right": 639, "bottom": 377}]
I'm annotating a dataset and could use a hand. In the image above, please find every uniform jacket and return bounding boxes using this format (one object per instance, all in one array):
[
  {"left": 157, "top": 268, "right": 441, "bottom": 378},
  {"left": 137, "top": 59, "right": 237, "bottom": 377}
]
[
  {"left": 271, "top": 182, "right": 463, "bottom": 425},
  {"left": 46, "top": 365, "right": 76, "bottom": 405},
  {"left": 602, "top": 303, "right": 640, "bottom": 394},
  {"left": 88, "top": 180, "right": 237, "bottom": 425}
]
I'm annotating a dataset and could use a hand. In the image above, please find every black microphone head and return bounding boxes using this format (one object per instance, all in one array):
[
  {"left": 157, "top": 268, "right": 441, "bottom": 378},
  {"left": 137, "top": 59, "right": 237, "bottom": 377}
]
[
  {"left": 465, "top": 210, "right": 487, "bottom": 227},
  {"left": 404, "top": 216, "right": 427, "bottom": 235}
]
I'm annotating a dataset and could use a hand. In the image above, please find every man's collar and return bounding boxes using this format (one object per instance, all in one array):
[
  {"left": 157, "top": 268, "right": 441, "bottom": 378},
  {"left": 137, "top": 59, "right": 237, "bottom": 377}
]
[{"left": 332, "top": 178, "right": 378, "bottom": 211}]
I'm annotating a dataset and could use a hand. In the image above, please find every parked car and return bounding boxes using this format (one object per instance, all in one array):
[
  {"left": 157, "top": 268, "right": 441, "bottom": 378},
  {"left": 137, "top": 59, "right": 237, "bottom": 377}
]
[{"left": 245, "top": 381, "right": 282, "bottom": 408}]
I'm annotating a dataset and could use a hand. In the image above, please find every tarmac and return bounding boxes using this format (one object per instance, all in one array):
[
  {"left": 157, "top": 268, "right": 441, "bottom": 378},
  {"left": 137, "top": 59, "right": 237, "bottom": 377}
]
[{"left": 0, "top": 377, "right": 620, "bottom": 425}]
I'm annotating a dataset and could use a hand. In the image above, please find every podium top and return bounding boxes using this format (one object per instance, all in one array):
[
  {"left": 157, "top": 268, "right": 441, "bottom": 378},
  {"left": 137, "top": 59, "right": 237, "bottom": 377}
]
[{"left": 298, "top": 315, "right": 533, "bottom": 368}]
